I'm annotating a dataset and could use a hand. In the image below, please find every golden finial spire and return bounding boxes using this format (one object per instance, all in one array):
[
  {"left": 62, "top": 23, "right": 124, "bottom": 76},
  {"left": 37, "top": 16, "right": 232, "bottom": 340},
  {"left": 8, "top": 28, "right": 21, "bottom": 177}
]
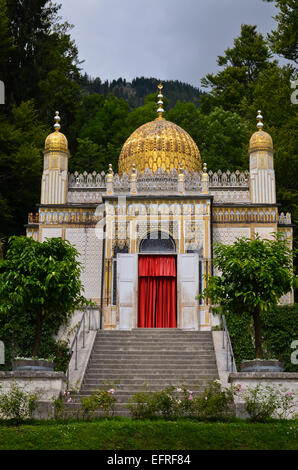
[
  {"left": 256, "top": 110, "right": 264, "bottom": 131},
  {"left": 157, "top": 83, "right": 164, "bottom": 120},
  {"left": 54, "top": 111, "right": 61, "bottom": 132}
]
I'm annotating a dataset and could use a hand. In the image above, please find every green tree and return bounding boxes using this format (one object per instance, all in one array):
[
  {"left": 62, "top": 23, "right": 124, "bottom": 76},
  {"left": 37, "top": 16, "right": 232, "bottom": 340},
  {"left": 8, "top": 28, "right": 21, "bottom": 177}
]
[
  {"left": 201, "top": 24, "right": 273, "bottom": 113},
  {"left": 0, "top": 0, "right": 13, "bottom": 75},
  {"left": 167, "top": 103, "right": 249, "bottom": 170},
  {"left": 2, "top": 1, "right": 81, "bottom": 133},
  {"left": 201, "top": 236, "right": 295, "bottom": 358},
  {"left": 0, "top": 236, "right": 87, "bottom": 356},
  {"left": 264, "top": 0, "right": 298, "bottom": 64},
  {"left": 0, "top": 101, "right": 48, "bottom": 238},
  {"left": 71, "top": 94, "right": 130, "bottom": 172}
]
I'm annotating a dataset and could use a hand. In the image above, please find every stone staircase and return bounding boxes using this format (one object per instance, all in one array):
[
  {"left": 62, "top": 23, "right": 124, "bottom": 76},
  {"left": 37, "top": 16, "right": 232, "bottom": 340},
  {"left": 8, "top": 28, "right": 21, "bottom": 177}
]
[{"left": 69, "top": 329, "right": 219, "bottom": 416}]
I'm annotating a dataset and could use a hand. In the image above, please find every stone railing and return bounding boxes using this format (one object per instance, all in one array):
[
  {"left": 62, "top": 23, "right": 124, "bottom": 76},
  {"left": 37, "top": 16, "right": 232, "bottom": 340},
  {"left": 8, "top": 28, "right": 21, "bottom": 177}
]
[
  {"left": 208, "top": 169, "right": 249, "bottom": 188},
  {"left": 68, "top": 171, "right": 107, "bottom": 189},
  {"left": 278, "top": 212, "right": 292, "bottom": 225},
  {"left": 213, "top": 207, "right": 277, "bottom": 224},
  {"left": 68, "top": 168, "right": 250, "bottom": 194},
  {"left": 28, "top": 210, "right": 103, "bottom": 225}
]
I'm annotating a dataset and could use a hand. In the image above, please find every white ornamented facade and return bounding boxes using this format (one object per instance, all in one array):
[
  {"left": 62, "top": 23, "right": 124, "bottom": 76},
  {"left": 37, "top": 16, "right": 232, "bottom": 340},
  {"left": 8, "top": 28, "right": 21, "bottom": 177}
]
[{"left": 26, "top": 103, "right": 294, "bottom": 331}]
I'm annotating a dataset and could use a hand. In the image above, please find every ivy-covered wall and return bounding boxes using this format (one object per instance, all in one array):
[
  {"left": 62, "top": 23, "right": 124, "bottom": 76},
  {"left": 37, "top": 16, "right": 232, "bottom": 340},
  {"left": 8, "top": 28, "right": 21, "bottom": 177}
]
[{"left": 225, "top": 304, "right": 298, "bottom": 372}]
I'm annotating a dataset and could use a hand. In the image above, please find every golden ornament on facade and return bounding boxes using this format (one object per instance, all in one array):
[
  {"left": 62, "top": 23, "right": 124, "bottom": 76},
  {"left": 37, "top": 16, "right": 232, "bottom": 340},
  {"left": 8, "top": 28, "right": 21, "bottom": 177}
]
[
  {"left": 118, "top": 118, "right": 201, "bottom": 175},
  {"left": 44, "top": 111, "right": 69, "bottom": 154}
]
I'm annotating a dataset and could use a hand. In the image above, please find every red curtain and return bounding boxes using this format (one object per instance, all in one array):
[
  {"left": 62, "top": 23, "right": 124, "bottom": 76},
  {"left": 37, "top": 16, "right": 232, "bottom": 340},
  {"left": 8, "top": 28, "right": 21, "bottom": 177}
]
[{"left": 138, "top": 256, "right": 177, "bottom": 328}]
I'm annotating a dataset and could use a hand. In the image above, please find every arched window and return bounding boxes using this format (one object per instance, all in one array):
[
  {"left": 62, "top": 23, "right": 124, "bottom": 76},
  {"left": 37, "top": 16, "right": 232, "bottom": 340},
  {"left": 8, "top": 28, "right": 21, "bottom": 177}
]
[{"left": 139, "top": 231, "right": 176, "bottom": 253}]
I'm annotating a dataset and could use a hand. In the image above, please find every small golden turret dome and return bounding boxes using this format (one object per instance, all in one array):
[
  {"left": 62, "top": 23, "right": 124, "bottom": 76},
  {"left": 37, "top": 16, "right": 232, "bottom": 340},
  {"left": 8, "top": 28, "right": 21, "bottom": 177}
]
[
  {"left": 118, "top": 84, "right": 201, "bottom": 175},
  {"left": 249, "top": 110, "right": 273, "bottom": 153},
  {"left": 44, "top": 111, "right": 69, "bottom": 154}
]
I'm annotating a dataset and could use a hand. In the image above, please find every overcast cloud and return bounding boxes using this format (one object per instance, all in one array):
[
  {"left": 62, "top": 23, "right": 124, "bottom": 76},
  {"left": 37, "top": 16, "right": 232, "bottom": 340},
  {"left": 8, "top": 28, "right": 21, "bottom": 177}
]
[{"left": 59, "top": 0, "right": 278, "bottom": 87}]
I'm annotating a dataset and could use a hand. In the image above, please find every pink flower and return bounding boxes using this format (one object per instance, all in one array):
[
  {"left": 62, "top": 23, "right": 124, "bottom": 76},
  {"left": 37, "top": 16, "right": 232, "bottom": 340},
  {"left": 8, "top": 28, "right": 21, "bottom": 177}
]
[
  {"left": 287, "top": 392, "right": 293, "bottom": 397},
  {"left": 108, "top": 388, "right": 115, "bottom": 395},
  {"left": 67, "top": 397, "right": 72, "bottom": 403},
  {"left": 176, "top": 387, "right": 182, "bottom": 393},
  {"left": 188, "top": 395, "right": 193, "bottom": 401},
  {"left": 205, "top": 396, "right": 208, "bottom": 400}
]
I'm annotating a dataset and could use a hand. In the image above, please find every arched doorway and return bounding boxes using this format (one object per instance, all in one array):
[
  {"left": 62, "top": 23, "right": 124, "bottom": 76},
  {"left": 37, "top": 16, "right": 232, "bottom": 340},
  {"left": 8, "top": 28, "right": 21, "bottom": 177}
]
[{"left": 138, "top": 231, "right": 177, "bottom": 328}]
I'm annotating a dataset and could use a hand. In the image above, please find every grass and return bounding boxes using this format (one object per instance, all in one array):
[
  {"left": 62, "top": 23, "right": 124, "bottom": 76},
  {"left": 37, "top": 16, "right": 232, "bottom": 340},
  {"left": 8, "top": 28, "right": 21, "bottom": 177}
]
[{"left": 0, "top": 418, "right": 297, "bottom": 450}]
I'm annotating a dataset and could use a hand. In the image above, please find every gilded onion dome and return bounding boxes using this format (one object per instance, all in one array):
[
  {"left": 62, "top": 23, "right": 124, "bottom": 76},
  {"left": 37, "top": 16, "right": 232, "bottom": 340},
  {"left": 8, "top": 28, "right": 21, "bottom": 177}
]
[
  {"left": 118, "top": 84, "right": 201, "bottom": 175},
  {"left": 44, "top": 111, "right": 69, "bottom": 154},
  {"left": 249, "top": 110, "right": 273, "bottom": 153}
]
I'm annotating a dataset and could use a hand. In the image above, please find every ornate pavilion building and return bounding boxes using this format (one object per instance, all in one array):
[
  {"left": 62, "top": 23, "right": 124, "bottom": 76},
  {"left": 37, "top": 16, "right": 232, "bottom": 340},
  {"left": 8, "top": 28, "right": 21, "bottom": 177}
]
[{"left": 27, "top": 85, "right": 293, "bottom": 331}]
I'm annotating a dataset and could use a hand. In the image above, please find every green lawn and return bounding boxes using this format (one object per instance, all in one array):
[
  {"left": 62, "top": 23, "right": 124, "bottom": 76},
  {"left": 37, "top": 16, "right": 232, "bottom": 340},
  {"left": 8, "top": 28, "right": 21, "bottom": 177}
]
[{"left": 0, "top": 418, "right": 297, "bottom": 450}]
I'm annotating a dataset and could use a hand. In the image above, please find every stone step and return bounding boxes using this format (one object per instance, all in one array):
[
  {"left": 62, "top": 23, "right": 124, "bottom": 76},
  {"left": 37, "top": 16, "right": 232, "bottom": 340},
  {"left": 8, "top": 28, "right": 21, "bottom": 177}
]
[
  {"left": 93, "top": 339, "right": 214, "bottom": 345},
  {"left": 74, "top": 329, "right": 218, "bottom": 416},
  {"left": 77, "top": 385, "right": 207, "bottom": 395},
  {"left": 80, "top": 373, "right": 218, "bottom": 386},
  {"left": 87, "top": 359, "right": 216, "bottom": 366},
  {"left": 86, "top": 364, "right": 217, "bottom": 372},
  {"left": 89, "top": 353, "right": 214, "bottom": 360},
  {"left": 82, "top": 374, "right": 217, "bottom": 382},
  {"left": 94, "top": 343, "right": 213, "bottom": 353}
]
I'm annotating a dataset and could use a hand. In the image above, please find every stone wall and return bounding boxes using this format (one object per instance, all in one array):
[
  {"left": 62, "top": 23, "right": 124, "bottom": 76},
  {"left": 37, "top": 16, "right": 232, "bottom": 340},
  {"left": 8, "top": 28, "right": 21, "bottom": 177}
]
[{"left": 229, "top": 372, "right": 298, "bottom": 419}]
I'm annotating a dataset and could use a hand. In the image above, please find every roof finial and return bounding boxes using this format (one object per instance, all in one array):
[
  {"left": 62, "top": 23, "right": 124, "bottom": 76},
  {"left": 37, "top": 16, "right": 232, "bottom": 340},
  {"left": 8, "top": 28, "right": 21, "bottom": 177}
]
[
  {"left": 256, "top": 110, "right": 263, "bottom": 131},
  {"left": 157, "top": 83, "right": 164, "bottom": 120},
  {"left": 54, "top": 111, "right": 61, "bottom": 132}
]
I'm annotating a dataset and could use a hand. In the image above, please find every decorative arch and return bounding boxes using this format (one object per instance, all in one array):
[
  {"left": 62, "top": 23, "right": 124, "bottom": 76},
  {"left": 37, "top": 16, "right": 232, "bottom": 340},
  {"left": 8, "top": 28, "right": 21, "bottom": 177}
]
[{"left": 138, "top": 230, "right": 176, "bottom": 253}]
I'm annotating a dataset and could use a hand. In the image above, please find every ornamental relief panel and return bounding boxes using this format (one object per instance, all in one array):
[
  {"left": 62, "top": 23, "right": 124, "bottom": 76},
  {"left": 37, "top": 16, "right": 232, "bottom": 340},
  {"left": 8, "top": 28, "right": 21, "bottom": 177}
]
[
  {"left": 213, "top": 227, "right": 251, "bottom": 246},
  {"left": 184, "top": 220, "right": 205, "bottom": 252}
]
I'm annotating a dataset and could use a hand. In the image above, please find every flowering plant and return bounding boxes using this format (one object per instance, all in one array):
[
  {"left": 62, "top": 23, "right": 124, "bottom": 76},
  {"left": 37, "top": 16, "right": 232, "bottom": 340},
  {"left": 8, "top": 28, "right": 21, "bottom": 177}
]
[{"left": 240, "top": 384, "right": 295, "bottom": 421}]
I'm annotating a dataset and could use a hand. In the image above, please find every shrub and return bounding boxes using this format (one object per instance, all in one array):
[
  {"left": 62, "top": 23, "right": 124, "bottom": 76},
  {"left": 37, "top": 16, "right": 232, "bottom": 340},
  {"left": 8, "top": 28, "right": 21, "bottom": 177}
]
[
  {"left": 192, "top": 380, "right": 236, "bottom": 421},
  {"left": 80, "top": 386, "right": 117, "bottom": 418},
  {"left": 0, "top": 382, "right": 39, "bottom": 423},
  {"left": 128, "top": 381, "right": 238, "bottom": 420},
  {"left": 53, "top": 389, "right": 74, "bottom": 419},
  {"left": 262, "top": 305, "right": 298, "bottom": 372},
  {"left": 225, "top": 304, "right": 298, "bottom": 371},
  {"left": 127, "top": 390, "right": 156, "bottom": 419},
  {"left": 241, "top": 384, "right": 295, "bottom": 421}
]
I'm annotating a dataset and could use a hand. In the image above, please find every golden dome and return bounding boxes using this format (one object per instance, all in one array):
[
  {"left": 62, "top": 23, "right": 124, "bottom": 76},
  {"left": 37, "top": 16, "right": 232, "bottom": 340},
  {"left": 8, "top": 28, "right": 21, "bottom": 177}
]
[
  {"left": 119, "top": 119, "right": 201, "bottom": 175},
  {"left": 249, "top": 110, "right": 273, "bottom": 153},
  {"left": 44, "top": 111, "right": 69, "bottom": 154},
  {"left": 118, "top": 84, "right": 201, "bottom": 175}
]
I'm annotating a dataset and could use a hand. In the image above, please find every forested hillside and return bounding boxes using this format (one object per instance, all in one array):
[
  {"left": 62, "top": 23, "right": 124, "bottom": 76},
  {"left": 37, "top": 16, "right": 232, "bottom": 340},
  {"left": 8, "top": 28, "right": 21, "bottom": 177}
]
[
  {"left": 80, "top": 76, "right": 204, "bottom": 109},
  {"left": 0, "top": 0, "right": 297, "bottom": 264}
]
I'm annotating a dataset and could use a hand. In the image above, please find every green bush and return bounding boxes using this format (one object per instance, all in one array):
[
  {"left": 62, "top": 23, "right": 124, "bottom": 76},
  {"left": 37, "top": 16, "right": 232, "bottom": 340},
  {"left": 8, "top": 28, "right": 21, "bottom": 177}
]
[
  {"left": 0, "top": 383, "right": 39, "bottom": 424},
  {"left": 262, "top": 304, "right": 298, "bottom": 372},
  {"left": 127, "top": 390, "right": 156, "bottom": 420},
  {"left": 192, "top": 380, "right": 236, "bottom": 421},
  {"left": 128, "top": 381, "right": 237, "bottom": 420},
  {"left": 241, "top": 384, "right": 295, "bottom": 421},
  {"left": 225, "top": 304, "right": 298, "bottom": 371},
  {"left": 80, "top": 386, "right": 117, "bottom": 418}
]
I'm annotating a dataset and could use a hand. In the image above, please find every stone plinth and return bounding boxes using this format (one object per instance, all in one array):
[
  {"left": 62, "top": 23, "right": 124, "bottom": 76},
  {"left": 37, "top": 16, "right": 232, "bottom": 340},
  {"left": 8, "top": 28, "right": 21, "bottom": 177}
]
[{"left": 0, "top": 370, "right": 66, "bottom": 419}]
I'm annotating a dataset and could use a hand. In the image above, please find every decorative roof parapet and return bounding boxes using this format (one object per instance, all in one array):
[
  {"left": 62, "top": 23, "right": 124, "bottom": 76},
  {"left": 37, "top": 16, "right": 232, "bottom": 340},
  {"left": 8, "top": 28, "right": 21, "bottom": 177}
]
[
  {"left": 208, "top": 169, "right": 249, "bottom": 188},
  {"left": 68, "top": 171, "right": 107, "bottom": 188},
  {"left": 68, "top": 168, "right": 249, "bottom": 192},
  {"left": 278, "top": 212, "right": 292, "bottom": 225}
]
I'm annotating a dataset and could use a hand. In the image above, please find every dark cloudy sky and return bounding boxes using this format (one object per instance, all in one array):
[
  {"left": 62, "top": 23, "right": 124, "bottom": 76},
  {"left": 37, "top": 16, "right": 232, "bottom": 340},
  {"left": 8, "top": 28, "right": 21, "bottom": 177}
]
[{"left": 59, "top": 0, "right": 278, "bottom": 88}]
